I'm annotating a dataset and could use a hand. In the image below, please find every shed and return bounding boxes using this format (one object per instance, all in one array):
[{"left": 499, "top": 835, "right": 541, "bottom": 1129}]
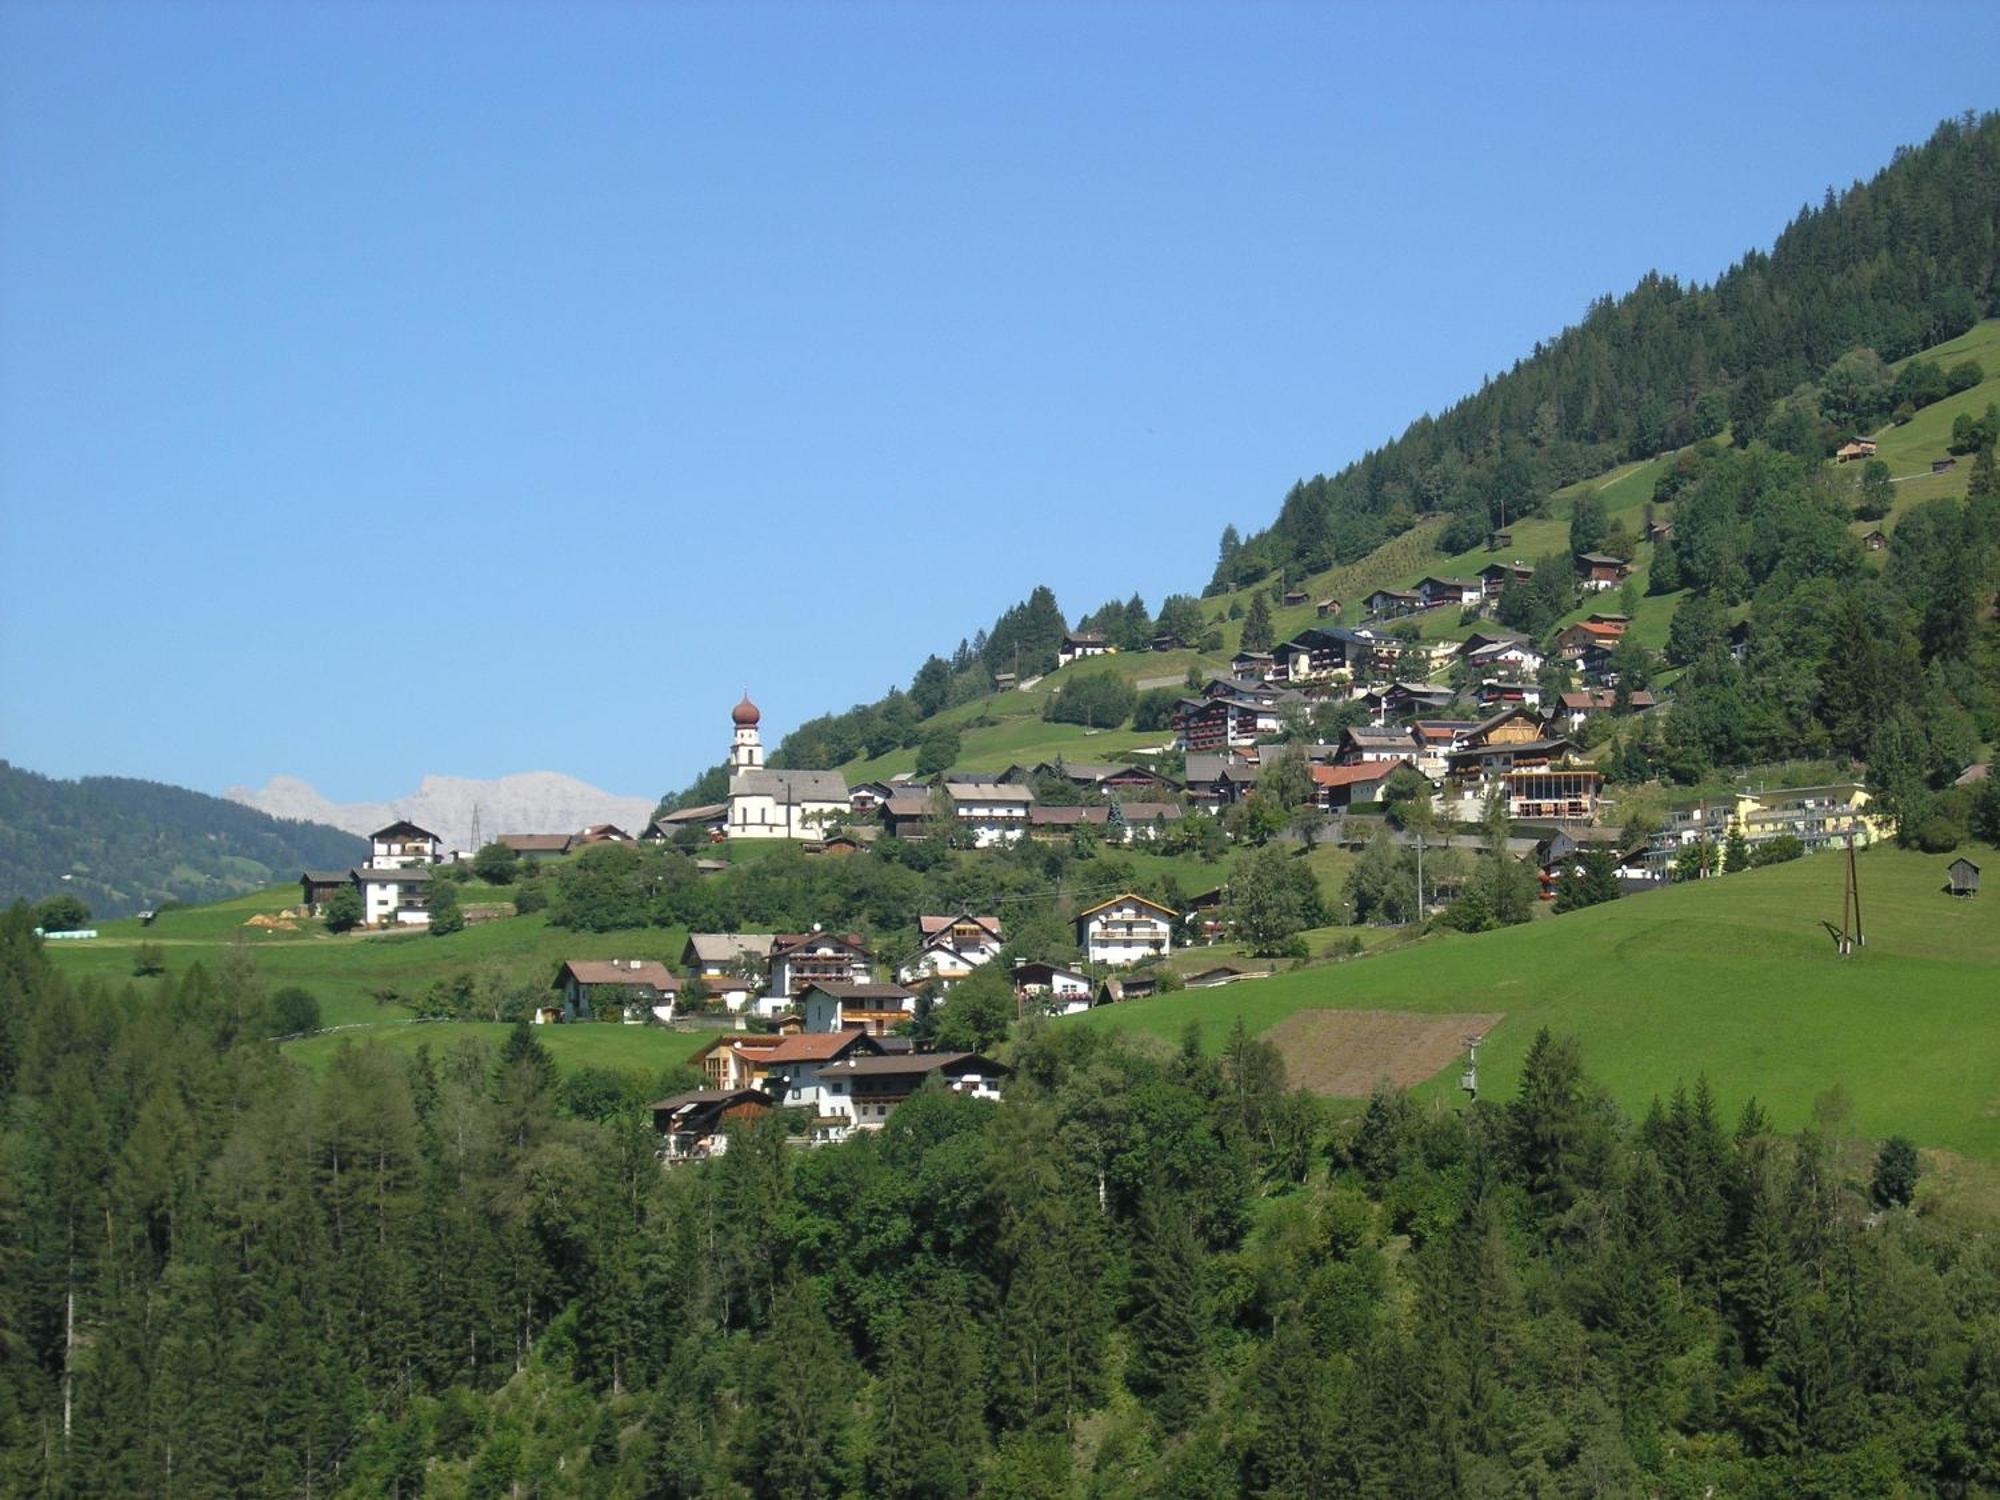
[{"left": 1947, "top": 858, "right": 1980, "bottom": 898}]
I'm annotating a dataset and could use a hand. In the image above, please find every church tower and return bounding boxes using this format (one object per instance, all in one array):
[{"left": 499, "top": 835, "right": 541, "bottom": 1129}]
[{"left": 729, "top": 693, "right": 764, "bottom": 772}]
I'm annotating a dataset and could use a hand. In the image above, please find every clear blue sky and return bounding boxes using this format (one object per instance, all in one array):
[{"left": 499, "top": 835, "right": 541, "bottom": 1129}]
[{"left": 3, "top": 2, "right": 1995, "bottom": 803}]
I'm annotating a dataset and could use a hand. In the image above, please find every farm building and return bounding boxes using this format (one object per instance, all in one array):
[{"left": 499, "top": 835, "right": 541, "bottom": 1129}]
[{"left": 1948, "top": 858, "right": 1980, "bottom": 897}]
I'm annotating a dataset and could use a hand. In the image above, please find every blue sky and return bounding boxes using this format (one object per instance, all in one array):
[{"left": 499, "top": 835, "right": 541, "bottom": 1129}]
[{"left": 3, "top": 2, "right": 1995, "bottom": 803}]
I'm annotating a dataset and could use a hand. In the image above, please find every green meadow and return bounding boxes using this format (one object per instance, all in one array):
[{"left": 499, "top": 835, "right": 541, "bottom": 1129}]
[{"left": 1069, "top": 845, "right": 2000, "bottom": 1158}]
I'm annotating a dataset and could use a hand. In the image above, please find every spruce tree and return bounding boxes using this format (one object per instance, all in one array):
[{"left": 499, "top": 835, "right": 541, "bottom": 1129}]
[
  {"left": 1240, "top": 591, "right": 1274, "bottom": 652},
  {"left": 1126, "top": 1179, "right": 1209, "bottom": 1430}
]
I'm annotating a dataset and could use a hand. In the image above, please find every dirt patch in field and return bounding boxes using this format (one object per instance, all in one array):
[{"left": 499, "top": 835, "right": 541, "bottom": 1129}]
[{"left": 1265, "top": 1010, "right": 1504, "bottom": 1097}]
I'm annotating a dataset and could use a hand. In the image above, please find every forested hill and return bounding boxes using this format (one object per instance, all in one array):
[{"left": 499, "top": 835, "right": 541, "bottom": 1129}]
[
  {"left": 0, "top": 760, "right": 365, "bottom": 919},
  {"left": 1217, "top": 111, "right": 2000, "bottom": 588}
]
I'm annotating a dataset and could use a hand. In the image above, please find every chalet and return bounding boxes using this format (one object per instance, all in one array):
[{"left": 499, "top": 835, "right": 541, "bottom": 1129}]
[
  {"left": 1014, "top": 961, "right": 1094, "bottom": 1015},
  {"left": 1185, "top": 886, "right": 1229, "bottom": 944},
  {"left": 1174, "top": 692, "right": 1285, "bottom": 753},
  {"left": 1585, "top": 612, "right": 1631, "bottom": 632},
  {"left": 1339, "top": 725, "right": 1419, "bottom": 764},
  {"left": 1465, "top": 637, "right": 1545, "bottom": 677},
  {"left": 357, "top": 867, "right": 431, "bottom": 927},
  {"left": 1114, "top": 801, "right": 1187, "bottom": 841},
  {"left": 1230, "top": 648, "right": 1276, "bottom": 678},
  {"left": 1948, "top": 858, "right": 1980, "bottom": 897},
  {"left": 1443, "top": 706, "right": 1600, "bottom": 822},
  {"left": 815, "top": 830, "right": 870, "bottom": 856},
  {"left": 498, "top": 833, "right": 573, "bottom": 860},
  {"left": 817, "top": 1051, "right": 1009, "bottom": 1132},
  {"left": 801, "top": 981, "right": 916, "bottom": 1035},
  {"left": 1058, "top": 631, "right": 1111, "bottom": 666},
  {"left": 1096, "top": 974, "right": 1160, "bottom": 1005},
  {"left": 1150, "top": 633, "right": 1188, "bottom": 652},
  {"left": 648, "top": 1089, "right": 776, "bottom": 1160},
  {"left": 943, "top": 782, "right": 1033, "bottom": 846},
  {"left": 1014, "top": 760, "right": 1180, "bottom": 794},
  {"left": 1078, "top": 893, "right": 1175, "bottom": 966},
  {"left": 759, "top": 1031, "right": 886, "bottom": 1129},
  {"left": 1834, "top": 437, "right": 1878, "bottom": 462},
  {"left": 1478, "top": 561, "right": 1534, "bottom": 597},
  {"left": 1474, "top": 679, "right": 1542, "bottom": 711},
  {"left": 1363, "top": 587, "right": 1421, "bottom": 620},
  {"left": 992, "top": 671, "right": 1018, "bottom": 690},
  {"left": 1184, "top": 751, "right": 1260, "bottom": 807},
  {"left": 1027, "top": 804, "right": 1112, "bottom": 840},
  {"left": 299, "top": 869, "right": 352, "bottom": 913},
  {"left": 1554, "top": 620, "right": 1625, "bottom": 660},
  {"left": 1574, "top": 552, "right": 1631, "bottom": 591},
  {"left": 879, "top": 794, "right": 934, "bottom": 839},
  {"left": 898, "top": 914, "right": 1005, "bottom": 986},
  {"left": 1535, "top": 831, "right": 1655, "bottom": 898},
  {"left": 1487, "top": 529, "right": 1513, "bottom": 551},
  {"left": 1552, "top": 688, "right": 1656, "bottom": 733},
  {"left": 1863, "top": 527, "right": 1888, "bottom": 552},
  {"left": 1415, "top": 575, "right": 1483, "bottom": 610},
  {"left": 848, "top": 781, "right": 898, "bottom": 815},
  {"left": 1643, "top": 517, "right": 1675, "bottom": 544},
  {"left": 1361, "top": 682, "right": 1456, "bottom": 723},
  {"left": 573, "top": 824, "right": 634, "bottom": 846},
  {"left": 643, "top": 803, "right": 726, "bottom": 841},
  {"left": 550, "top": 959, "right": 679, "bottom": 1024},
  {"left": 367, "top": 820, "right": 443, "bottom": 869},
  {"left": 1281, "top": 588, "right": 1310, "bottom": 607},
  {"left": 767, "top": 931, "right": 873, "bottom": 1010},
  {"left": 683, "top": 932, "right": 774, "bottom": 1011},
  {"left": 1273, "top": 626, "right": 1376, "bottom": 683},
  {"left": 1311, "top": 759, "right": 1408, "bottom": 810},
  {"left": 1316, "top": 598, "right": 1343, "bottom": 619}
]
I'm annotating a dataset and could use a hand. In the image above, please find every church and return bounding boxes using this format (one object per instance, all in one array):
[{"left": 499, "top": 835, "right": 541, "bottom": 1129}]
[{"left": 724, "top": 694, "right": 850, "bottom": 840}]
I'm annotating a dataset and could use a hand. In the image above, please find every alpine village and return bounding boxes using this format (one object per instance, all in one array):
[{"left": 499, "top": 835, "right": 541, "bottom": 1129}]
[{"left": 11, "top": 105, "right": 2000, "bottom": 1500}]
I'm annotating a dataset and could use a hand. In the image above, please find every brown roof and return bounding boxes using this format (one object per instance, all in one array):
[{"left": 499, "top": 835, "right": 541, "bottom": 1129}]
[
  {"left": 761, "top": 1032, "right": 878, "bottom": 1064},
  {"left": 1077, "top": 892, "right": 1177, "bottom": 922},
  {"left": 882, "top": 795, "right": 933, "bottom": 818},
  {"left": 772, "top": 931, "right": 867, "bottom": 956},
  {"left": 557, "top": 959, "right": 678, "bottom": 990},
  {"left": 500, "top": 833, "right": 573, "bottom": 853},
  {"left": 817, "top": 1051, "right": 1008, "bottom": 1079},
  {"left": 1116, "top": 801, "right": 1185, "bottom": 822},
  {"left": 918, "top": 915, "right": 1002, "bottom": 938},
  {"left": 1029, "top": 805, "right": 1110, "bottom": 826},
  {"left": 1312, "top": 760, "right": 1408, "bottom": 788}
]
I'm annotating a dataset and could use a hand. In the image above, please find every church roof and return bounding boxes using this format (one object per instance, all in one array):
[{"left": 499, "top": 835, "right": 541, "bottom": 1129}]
[
  {"left": 730, "top": 768, "right": 849, "bottom": 803},
  {"left": 732, "top": 694, "right": 761, "bottom": 726}
]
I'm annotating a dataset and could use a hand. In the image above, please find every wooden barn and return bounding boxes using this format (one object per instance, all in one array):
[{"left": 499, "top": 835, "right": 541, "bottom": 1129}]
[{"left": 1947, "top": 858, "right": 1980, "bottom": 898}]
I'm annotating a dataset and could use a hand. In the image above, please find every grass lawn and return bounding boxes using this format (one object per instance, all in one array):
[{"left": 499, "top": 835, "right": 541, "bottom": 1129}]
[
  {"left": 282, "top": 1018, "right": 715, "bottom": 1078},
  {"left": 1068, "top": 845, "right": 2000, "bottom": 1159},
  {"left": 1857, "top": 319, "right": 2000, "bottom": 519}
]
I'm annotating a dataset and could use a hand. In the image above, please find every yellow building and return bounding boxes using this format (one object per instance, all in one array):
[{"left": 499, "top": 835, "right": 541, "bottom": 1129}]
[{"left": 1732, "top": 783, "right": 1889, "bottom": 852}]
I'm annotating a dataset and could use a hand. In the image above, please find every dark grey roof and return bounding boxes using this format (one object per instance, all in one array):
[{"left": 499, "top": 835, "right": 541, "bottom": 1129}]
[
  {"left": 302, "top": 869, "right": 353, "bottom": 884},
  {"left": 357, "top": 866, "right": 431, "bottom": 883}
]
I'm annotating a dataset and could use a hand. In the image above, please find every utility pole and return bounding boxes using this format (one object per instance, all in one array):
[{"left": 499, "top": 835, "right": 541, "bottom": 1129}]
[
  {"left": 1847, "top": 831, "right": 1865, "bottom": 948},
  {"left": 1415, "top": 830, "right": 1425, "bottom": 921}
]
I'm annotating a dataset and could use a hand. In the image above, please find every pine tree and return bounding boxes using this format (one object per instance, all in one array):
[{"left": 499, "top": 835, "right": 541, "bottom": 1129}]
[
  {"left": 1240, "top": 591, "right": 1274, "bottom": 652},
  {"left": 1724, "top": 822, "right": 1751, "bottom": 872},
  {"left": 1126, "top": 1180, "right": 1209, "bottom": 1430},
  {"left": 741, "top": 1281, "right": 856, "bottom": 1500}
]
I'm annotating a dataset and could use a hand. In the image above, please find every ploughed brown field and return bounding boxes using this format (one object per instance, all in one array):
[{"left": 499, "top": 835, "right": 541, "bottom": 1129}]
[{"left": 1265, "top": 1009, "right": 1505, "bottom": 1097}]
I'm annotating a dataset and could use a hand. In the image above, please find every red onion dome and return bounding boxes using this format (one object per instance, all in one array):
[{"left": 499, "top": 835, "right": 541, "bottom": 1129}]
[{"left": 731, "top": 694, "right": 761, "bottom": 727}]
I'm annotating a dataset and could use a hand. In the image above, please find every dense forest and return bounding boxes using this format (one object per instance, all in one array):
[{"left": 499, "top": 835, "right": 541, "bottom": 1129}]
[
  {"left": 8, "top": 908, "right": 2000, "bottom": 1497},
  {"left": 0, "top": 761, "right": 366, "bottom": 919}
]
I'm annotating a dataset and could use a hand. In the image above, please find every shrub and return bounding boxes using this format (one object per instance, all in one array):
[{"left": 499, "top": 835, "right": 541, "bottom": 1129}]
[
  {"left": 323, "top": 886, "right": 363, "bottom": 933},
  {"left": 131, "top": 942, "right": 166, "bottom": 977},
  {"left": 1872, "top": 1136, "right": 1920, "bottom": 1209},
  {"left": 271, "top": 986, "right": 321, "bottom": 1036},
  {"left": 472, "top": 842, "right": 520, "bottom": 885},
  {"left": 512, "top": 885, "right": 549, "bottom": 915},
  {"left": 34, "top": 894, "right": 91, "bottom": 932}
]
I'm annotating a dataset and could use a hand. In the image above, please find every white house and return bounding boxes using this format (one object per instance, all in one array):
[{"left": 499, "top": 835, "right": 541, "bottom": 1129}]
[
  {"left": 816, "top": 1051, "right": 1009, "bottom": 1132},
  {"left": 1014, "top": 960, "right": 1094, "bottom": 1015},
  {"left": 757, "top": 1032, "right": 884, "bottom": 1128},
  {"left": 367, "top": 820, "right": 444, "bottom": 870},
  {"left": 1077, "top": 893, "right": 1176, "bottom": 967},
  {"left": 722, "top": 695, "right": 850, "bottom": 840},
  {"left": 897, "top": 913, "right": 1005, "bottom": 987},
  {"left": 765, "top": 931, "right": 873, "bottom": 1016},
  {"left": 944, "top": 783, "right": 1033, "bottom": 847},
  {"left": 682, "top": 932, "right": 773, "bottom": 1012},
  {"left": 357, "top": 867, "right": 431, "bottom": 927},
  {"left": 800, "top": 981, "right": 916, "bottom": 1034},
  {"left": 552, "top": 959, "right": 679, "bottom": 1025},
  {"left": 1058, "top": 632, "right": 1111, "bottom": 666}
]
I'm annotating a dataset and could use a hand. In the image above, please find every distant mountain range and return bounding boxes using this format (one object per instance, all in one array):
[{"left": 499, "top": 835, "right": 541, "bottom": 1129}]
[
  {"left": 225, "top": 772, "right": 659, "bottom": 854},
  {"left": 0, "top": 760, "right": 367, "bottom": 919}
]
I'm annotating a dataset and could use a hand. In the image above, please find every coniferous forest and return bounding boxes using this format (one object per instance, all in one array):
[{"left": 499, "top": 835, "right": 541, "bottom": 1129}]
[{"left": 8, "top": 907, "right": 2000, "bottom": 1498}]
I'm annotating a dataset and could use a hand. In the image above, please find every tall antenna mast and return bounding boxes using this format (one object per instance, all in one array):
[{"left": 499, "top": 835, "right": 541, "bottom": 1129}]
[{"left": 469, "top": 802, "right": 482, "bottom": 856}]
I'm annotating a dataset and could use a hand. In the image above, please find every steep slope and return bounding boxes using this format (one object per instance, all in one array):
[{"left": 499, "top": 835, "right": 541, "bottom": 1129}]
[{"left": 0, "top": 760, "right": 366, "bottom": 918}]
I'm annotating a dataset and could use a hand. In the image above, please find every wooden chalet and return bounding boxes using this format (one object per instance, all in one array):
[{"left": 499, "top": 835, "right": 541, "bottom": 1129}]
[
  {"left": 648, "top": 1089, "right": 776, "bottom": 1159},
  {"left": 1835, "top": 438, "right": 1878, "bottom": 462},
  {"left": 1316, "top": 597, "right": 1343, "bottom": 618},
  {"left": 1948, "top": 858, "right": 1980, "bottom": 897},
  {"left": 1574, "top": 552, "right": 1631, "bottom": 591}
]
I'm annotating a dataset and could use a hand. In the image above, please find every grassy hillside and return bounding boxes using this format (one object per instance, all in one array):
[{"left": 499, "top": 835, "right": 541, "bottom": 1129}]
[
  {"left": 1069, "top": 845, "right": 2000, "bottom": 1158},
  {"left": 46, "top": 883, "right": 713, "bottom": 1076},
  {"left": 1863, "top": 317, "right": 2000, "bottom": 518}
]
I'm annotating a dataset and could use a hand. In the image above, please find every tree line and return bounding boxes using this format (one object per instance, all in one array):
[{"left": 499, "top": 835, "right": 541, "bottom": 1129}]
[{"left": 12, "top": 905, "right": 2000, "bottom": 1496}]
